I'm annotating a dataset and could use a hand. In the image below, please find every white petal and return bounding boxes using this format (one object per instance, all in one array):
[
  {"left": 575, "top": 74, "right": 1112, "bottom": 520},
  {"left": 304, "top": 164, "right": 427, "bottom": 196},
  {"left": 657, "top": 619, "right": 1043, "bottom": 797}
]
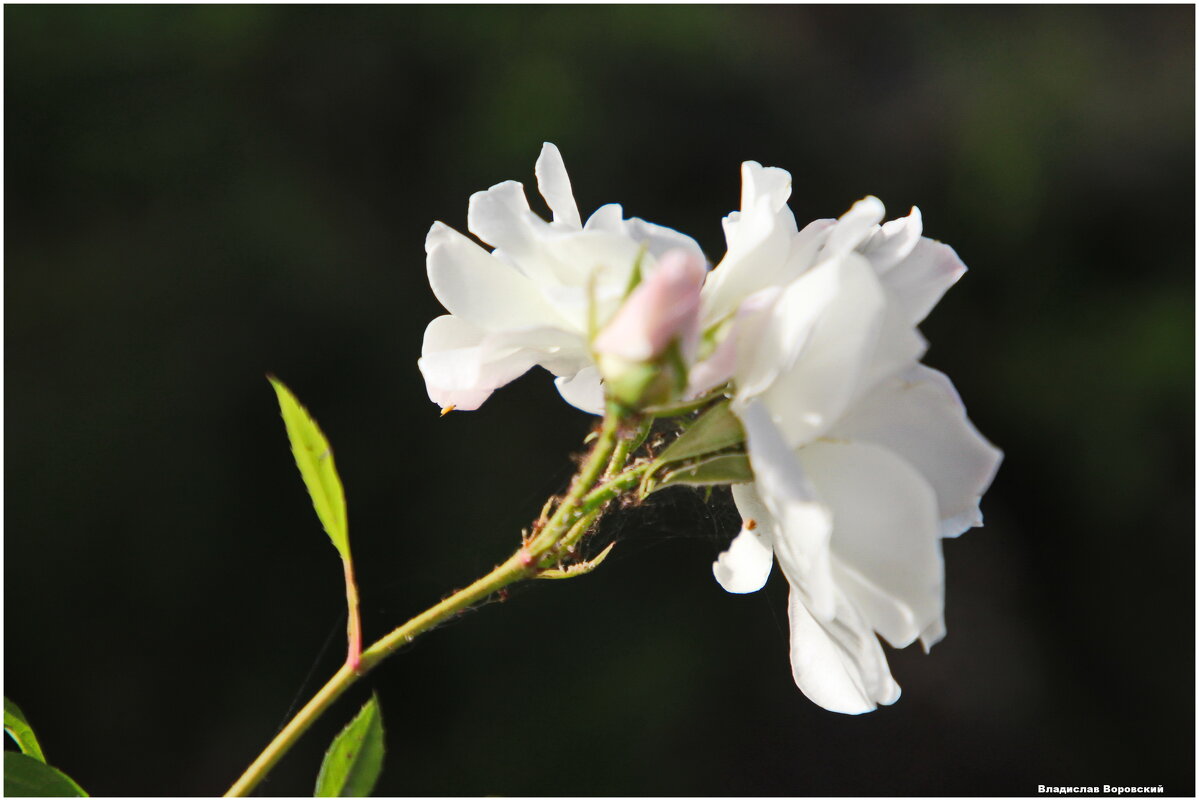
[
  {"left": 782, "top": 218, "right": 836, "bottom": 278},
  {"left": 622, "top": 216, "right": 707, "bottom": 264},
  {"left": 851, "top": 302, "right": 928, "bottom": 401},
  {"left": 740, "top": 160, "right": 793, "bottom": 213},
  {"left": 417, "top": 315, "right": 537, "bottom": 410},
  {"left": 919, "top": 615, "right": 946, "bottom": 652},
  {"left": 757, "top": 253, "right": 887, "bottom": 446},
  {"left": 534, "top": 143, "right": 582, "bottom": 229},
  {"left": 418, "top": 316, "right": 591, "bottom": 411},
  {"left": 799, "top": 440, "right": 942, "bottom": 649},
  {"left": 787, "top": 584, "right": 901, "bottom": 715},
  {"left": 554, "top": 366, "right": 604, "bottom": 414},
  {"left": 859, "top": 206, "right": 923, "bottom": 274},
  {"left": 822, "top": 196, "right": 885, "bottom": 262},
  {"left": 426, "top": 223, "right": 567, "bottom": 332},
  {"left": 583, "top": 203, "right": 625, "bottom": 232},
  {"left": 467, "top": 181, "right": 561, "bottom": 285},
  {"left": 700, "top": 162, "right": 798, "bottom": 324},
  {"left": 738, "top": 401, "right": 836, "bottom": 619},
  {"left": 830, "top": 364, "right": 1003, "bottom": 538},
  {"left": 715, "top": 485, "right": 776, "bottom": 594},
  {"left": 880, "top": 238, "right": 967, "bottom": 325}
]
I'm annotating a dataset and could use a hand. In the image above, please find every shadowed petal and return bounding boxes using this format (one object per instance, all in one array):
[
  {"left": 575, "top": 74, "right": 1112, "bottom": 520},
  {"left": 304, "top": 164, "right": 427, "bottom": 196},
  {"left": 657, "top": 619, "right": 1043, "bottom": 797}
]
[
  {"left": 554, "top": 366, "right": 604, "bottom": 414},
  {"left": 716, "top": 484, "right": 776, "bottom": 594},
  {"left": 830, "top": 364, "right": 1003, "bottom": 538},
  {"left": 799, "top": 440, "right": 942, "bottom": 649},
  {"left": 787, "top": 584, "right": 901, "bottom": 714}
]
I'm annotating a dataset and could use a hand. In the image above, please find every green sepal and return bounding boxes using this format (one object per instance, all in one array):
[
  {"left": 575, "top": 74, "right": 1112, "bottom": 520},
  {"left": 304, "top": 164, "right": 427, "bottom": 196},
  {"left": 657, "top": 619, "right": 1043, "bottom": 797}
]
[
  {"left": 5, "top": 698, "right": 45, "bottom": 762},
  {"left": 650, "top": 453, "right": 754, "bottom": 493},
  {"left": 314, "top": 695, "right": 385, "bottom": 797},
  {"left": 655, "top": 401, "right": 746, "bottom": 465},
  {"left": 4, "top": 753, "right": 87, "bottom": 797},
  {"left": 268, "top": 377, "right": 350, "bottom": 560},
  {"left": 536, "top": 542, "right": 616, "bottom": 579}
]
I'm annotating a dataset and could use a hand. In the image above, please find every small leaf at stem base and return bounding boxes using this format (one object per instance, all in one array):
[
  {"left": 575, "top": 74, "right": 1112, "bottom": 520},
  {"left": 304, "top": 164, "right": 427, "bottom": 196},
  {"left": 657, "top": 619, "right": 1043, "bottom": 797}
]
[
  {"left": 4, "top": 753, "right": 87, "bottom": 797},
  {"left": 314, "top": 695, "right": 385, "bottom": 797}
]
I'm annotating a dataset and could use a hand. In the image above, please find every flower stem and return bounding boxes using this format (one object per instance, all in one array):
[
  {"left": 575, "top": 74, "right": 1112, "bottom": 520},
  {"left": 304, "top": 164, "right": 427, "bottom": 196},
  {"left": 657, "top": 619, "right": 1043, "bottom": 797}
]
[{"left": 224, "top": 407, "right": 625, "bottom": 797}]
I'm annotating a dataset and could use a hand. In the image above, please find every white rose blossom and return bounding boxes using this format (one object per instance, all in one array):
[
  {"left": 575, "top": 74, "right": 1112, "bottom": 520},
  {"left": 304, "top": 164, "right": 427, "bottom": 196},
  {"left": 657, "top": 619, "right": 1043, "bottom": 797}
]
[
  {"left": 417, "top": 143, "right": 707, "bottom": 414},
  {"left": 707, "top": 163, "right": 1002, "bottom": 714},
  {"left": 417, "top": 145, "right": 1001, "bottom": 716}
]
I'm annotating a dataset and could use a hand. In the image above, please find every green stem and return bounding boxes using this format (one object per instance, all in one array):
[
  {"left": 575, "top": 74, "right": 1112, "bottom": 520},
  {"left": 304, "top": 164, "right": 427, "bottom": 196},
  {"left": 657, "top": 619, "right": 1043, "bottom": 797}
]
[
  {"left": 582, "top": 462, "right": 652, "bottom": 510},
  {"left": 342, "top": 558, "right": 362, "bottom": 671},
  {"left": 225, "top": 407, "right": 625, "bottom": 797}
]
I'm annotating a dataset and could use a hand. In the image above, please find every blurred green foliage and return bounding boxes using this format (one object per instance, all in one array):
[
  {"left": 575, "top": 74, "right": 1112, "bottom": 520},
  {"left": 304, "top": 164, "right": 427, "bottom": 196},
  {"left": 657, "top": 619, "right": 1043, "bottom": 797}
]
[{"left": 5, "top": 5, "right": 1193, "bottom": 796}]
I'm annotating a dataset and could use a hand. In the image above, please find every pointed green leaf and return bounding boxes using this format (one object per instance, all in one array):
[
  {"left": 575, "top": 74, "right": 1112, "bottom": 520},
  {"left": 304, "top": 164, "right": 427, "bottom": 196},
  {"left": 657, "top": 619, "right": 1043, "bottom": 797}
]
[
  {"left": 652, "top": 453, "right": 754, "bottom": 492},
  {"left": 5, "top": 698, "right": 45, "bottom": 763},
  {"left": 269, "top": 377, "right": 350, "bottom": 560},
  {"left": 4, "top": 753, "right": 87, "bottom": 797},
  {"left": 314, "top": 695, "right": 385, "bottom": 797},
  {"left": 655, "top": 401, "right": 746, "bottom": 465}
]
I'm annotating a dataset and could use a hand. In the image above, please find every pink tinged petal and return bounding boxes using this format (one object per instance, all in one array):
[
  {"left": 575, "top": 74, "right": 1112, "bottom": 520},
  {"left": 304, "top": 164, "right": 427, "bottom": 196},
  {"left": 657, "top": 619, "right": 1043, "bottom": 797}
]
[
  {"left": 831, "top": 364, "right": 1003, "bottom": 538},
  {"left": 822, "top": 196, "right": 886, "bottom": 262},
  {"left": 554, "top": 365, "right": 604, "bottom": 415},
  {"left": 798, "top": 440, "right": 943, "bottom": 649},
  {"left": 593, "top": 248, "right": 705, "bottom": 361},
  {"left": 859, "top": 206, "right": 923, "bottom": 274},
  {"left": 534, "top": 142, "right": 582, "bottom": 229},
  {"left": 787, "top": 585, "right": 901, "bottom": 715},
  {"left": 879, "top": 238, "right": 968, "bottom": 325},
  {"left": 425, "top": 223, "right": 568, "bottom": 332},
  {"left": 757, "top": 253, "right": 888, "bottom": 447},
  {"left": 689, "top": 285, "right": 781, "bottom": 399},
  {"left": 686, "top": 331, "right": 737, "bottom": 398},
  {"left": 737, "top": 401, "right": 836, "bottom": 619},
  {"left": 715, "top": 485, "right": 777, "bottom": 594}
]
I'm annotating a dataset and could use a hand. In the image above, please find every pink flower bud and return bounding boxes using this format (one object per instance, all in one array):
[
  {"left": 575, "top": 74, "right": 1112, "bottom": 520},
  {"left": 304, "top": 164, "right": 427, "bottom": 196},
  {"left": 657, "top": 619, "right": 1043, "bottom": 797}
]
[{"left": 593, "top": 248, "right": 706, "bottom": 361}]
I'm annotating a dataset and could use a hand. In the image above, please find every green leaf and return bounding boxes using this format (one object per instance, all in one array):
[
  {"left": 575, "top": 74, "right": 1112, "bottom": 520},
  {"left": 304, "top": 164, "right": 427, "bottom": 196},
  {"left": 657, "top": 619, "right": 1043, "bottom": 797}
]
[
  {"left": 5, "top": 698, "right": 45, "bottom": 762},
  {"left": 655, "top": 401, "right": 746, "bottom": 465},
  {"left": 269, "top": 377, "right": 350, "bottom": 560},
  {"left": 4, "top": 753, "right": 87, "bottom": 797},
  {"left": 314, "top": 695, "right": 385, "bottom": 797},
  {"left": 652, "top": 453, "right": 754, "bottom": 492}
]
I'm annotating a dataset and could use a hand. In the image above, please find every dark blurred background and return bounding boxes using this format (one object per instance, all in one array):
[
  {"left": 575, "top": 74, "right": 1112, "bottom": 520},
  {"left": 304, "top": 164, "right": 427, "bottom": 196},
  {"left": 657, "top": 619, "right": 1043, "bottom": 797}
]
[{"left": 5, "top": 5, "right": 1194, "bottom": 797}]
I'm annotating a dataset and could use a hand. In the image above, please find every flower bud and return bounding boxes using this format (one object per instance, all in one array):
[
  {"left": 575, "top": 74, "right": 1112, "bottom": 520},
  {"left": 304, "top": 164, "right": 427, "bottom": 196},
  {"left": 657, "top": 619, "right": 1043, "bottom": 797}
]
[{"left": 593, "top": 248, "right": 706, "bottom": 408}]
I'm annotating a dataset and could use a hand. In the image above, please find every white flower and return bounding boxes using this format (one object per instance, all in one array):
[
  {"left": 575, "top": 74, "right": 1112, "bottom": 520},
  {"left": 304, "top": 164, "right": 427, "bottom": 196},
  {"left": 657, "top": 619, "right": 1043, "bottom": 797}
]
[
  {"left": 417, "top": 143, "right": 706, "bottom": 414},
  {"left": 708, "top": 163, "right": 1002, "bottom": 714}
]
